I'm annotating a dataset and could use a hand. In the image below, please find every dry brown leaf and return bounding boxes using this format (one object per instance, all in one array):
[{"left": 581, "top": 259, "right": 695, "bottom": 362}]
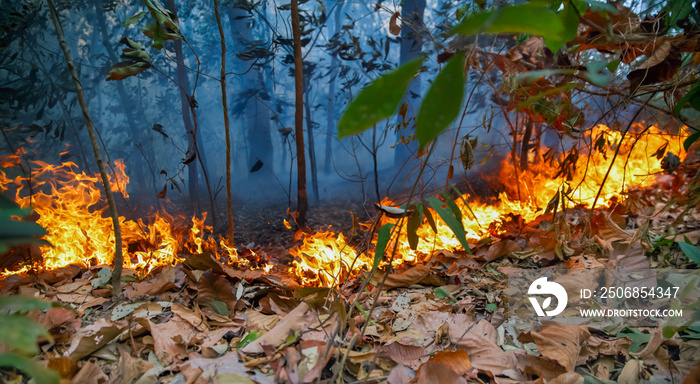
[
  {"left": 137, "top": 315, "right": 195, "bottom": 364},
  {"left": 241, "top": 302, "right": 316, "bottom": 354},
  {"left": 387, "top": 365, "right": 414, "bottom": 384},
  {"left": 617, "top": 359, "right": 642, "bottom": 384},
  {"left": 47, "top": 356, "right": 78, "bottom": 379},
  {"left": 57, "top": 293, "right": 96, "bottom": 304},
  {"left": 371, "top": 264, "right": 444, "bottom": 288},
  {"left": 517, "top": 353, "right": 567, "bottom": 381},
  {"left": 172, "top": 302, "right": 207, "bottom": 331},
  {"left": 378, "top": 342, "right": 427, "bottom": 366},
  {"left": 38, "top": 307, "right": 81, "bottom": 344},
  {"left": 124, "top": 265, "right": 184, "bottom": 299},
  {"left": 450, "top": 320, "right": 517, "bottom": 376},
  {"left": 246, "top": 309, "right": 280, "bottom": 333},
  {"left": 66, "top": 318, "right": 126, "bottom": 361},
  {"left": 197, "top": 270, "right": 236, "bottom": 316},
  {"left": 517, "top": 323, "right": 590, "bottom": 372},
  {"left": 299, "top": 339, "right": 333, "bottom": 383},
  {"left": 55, "top": 280, "right": 89, "bottom": 293},
  {"left": 578, "top": 334, "right": 632, "bottom": 365},
  {"left": 638, "top": 40, "right": 672, "bottom": 70},
  {"left": 682, "top": 360, "right": 700, "bottom": 384},
  {"left": 415, "top": 360, "right": 467, "bottom": 384},
  {"left": 549, "top": 372, "right": 584, "bottom": 384},
  {"left": 71, "top": 361, "right": 108, "bottom": 384},
  {"left": 484, "top": 239, "right": 521, "bottom": 261},
  {"left": 427, "top": 349, "right": 472, "bottom": 375},
  {"left": 179, "top": 352, "right": 272, "bottom": 384},
  {"left": 108, "top": 346, "right": 155, "bottom": 384},
  {"left": 389, "top": 12, "right": 401, "bottom": 36}
]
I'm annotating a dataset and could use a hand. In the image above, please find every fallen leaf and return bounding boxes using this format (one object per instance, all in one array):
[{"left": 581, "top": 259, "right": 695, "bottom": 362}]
[
  {"left": 450, "top": 319, "right": 517, "bottom": 376},
  {"left": 66, "top": 318, "right": 126, "bottom": 361},
  {"left": 197, "top": 270, "right": 236, "bottom": 317},
  {"left": 124, "top": 265, "right": 185, "bottom": 299},
  {"left": 378, "top": 342, "right": 427, "bottom": 366},
  {"left": 38, "top": 307, "right": 81, "bottom": 344},
  {"left": 241, "top": 302, "right": 316, "bottom": 354},
  {"left": 179, "top": 352, "right": 271, "bottom": 384},
  {"left": 137, "top": 315, "right": 195, "bottom": 364},
  {"left": 389, "top": 12, "right": 401, "bottom": 36},
  {"left": 517, "top": 323, "right": 590, "bottom": 372},
  {"left": 387, "top": 364, "right": 414, "bottom": 384},
  {"left": 71, "top": 361, "right": 108, "bottom": 384},
  {"left": 549, "top": 372, "right": 584, "bottom": 384},
  {"left": 109, "top": 345, "right": 155, "bottom": 384},
  {"left": 426, "top": 349, "right": 472, "bottom": 375},
  {"left": 171, "top": 302, "right": 207, "bottom": 331},
  {"left": 617, "top": 359, "right": 641, "bottom": 384},
  {"left": 371, "top": 264, "right": 444, "bottom": 288},
  {"left": 415, "top": 360, "right": 467, "bottom": 384}
]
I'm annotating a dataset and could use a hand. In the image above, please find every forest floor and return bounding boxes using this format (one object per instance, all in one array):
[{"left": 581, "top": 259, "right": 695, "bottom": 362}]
[{"left": 1, "top": 172, "right": 700, "bottom": 384}]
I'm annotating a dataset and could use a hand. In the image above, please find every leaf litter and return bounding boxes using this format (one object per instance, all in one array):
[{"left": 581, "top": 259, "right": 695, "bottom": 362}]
[{"left": 0, "top": 173, "right": 699, "bottom": 383}]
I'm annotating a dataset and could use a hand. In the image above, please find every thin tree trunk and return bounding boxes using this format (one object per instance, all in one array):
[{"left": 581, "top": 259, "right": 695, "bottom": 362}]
[
  {"left": 47, "top": 0, "right": 123, "bottom": 297},
  {"left": 213, "top": 0, "right": 234, "bottom": 245},
  {"left": 303, "top": 77, "right": 319, "bottom": 203},
  {"left": 165, "top": 0, "right": 199, "bottom": 211},
  {"left": 94, "top": 2, "right": 149, "bottom": 194},
  {"left": 291, "top": 0, "right": 307, "bottom": 227}
]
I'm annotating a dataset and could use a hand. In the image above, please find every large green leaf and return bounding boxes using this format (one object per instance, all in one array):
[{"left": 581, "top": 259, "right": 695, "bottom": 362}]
[
  {"left": 452, "top": 4, "right": 564, "bottom": 44},
  {"left": 544, "top": 3, "right": 580, "bottom": 52},
  {"left": 678, "top": 242, "right": 700, "bottom": 265},
  {"left": 338, "top": 57, "right": 424, "bottom": 138},
  {"left": 674, "top": 80, "right": 700, "bottom": 115},
  {"left": 106, "top": 61, "right": 152, "bottom": 81},
  {"left": 0, "top": 315, "right": 50, "bottom": 355},
  {"left": 372, "top": 224, "right": 394, "bottom": 273},
  {"left": 140, "top": 0, "right": 180, "bottom": 34},
  {"left": 0, "top": 295, "right": 52, "bottom": 314},
  {"left": 416, "top": 53, "right": 465, "bottom": 148},
  {"left": 0, "top": 353, "right": 59, "bottom": 384},
  {"left": 427, "top": 197, "right": 471, "bottom": 253}
]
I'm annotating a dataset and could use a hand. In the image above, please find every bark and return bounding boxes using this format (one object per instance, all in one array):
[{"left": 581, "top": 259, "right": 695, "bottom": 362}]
[
  {"left": 214, "top": 0, "right": 234, "bottom": 245},
  {"left": 94, "top": 2, "right": 148, "bottom": 194},
  {"left": 47, "top": 0, "right": 123, "bottom": 297},
  {"left": 291, "top": 0, "right": 307, "bottom": 227},
  {"left": 394, "top": 0, "right": 426, "bottom": 167},
  {"left": 165, "top": 0, "right": 199, "bottom": 210},
  {"left": 303, "top": 76, "right": 319, "bottom": 203}
]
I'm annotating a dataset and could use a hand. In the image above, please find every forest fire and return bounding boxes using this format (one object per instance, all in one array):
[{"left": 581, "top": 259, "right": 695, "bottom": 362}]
[{"left": 0, "top": 123, "right": 688, "bottom": 286}]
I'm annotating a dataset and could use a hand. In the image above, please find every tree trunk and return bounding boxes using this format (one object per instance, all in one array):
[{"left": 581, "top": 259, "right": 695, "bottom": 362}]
[
  {"left": 213, "top": 0, "right": 234, "bottom": 246},
  {"left": 165, "top": 0, "right": 199, "bottom": 211},
  {"left": 291, "top": 0, "right": 307, "bottom": 227},
  {"left": 47, "top": 0, "right": 123, "bottom": 297},
  {"left": 303, "top": 76, "right": 319, "bottom": 203},
  {"left": 394, "top": 0, "right": 426, "bottom": 167},
  {"left": 94, "top": 2, "right": 149, "bottom": 195},
  {"left": 324, "top": 1, "right": 344, "bottom": 174}
]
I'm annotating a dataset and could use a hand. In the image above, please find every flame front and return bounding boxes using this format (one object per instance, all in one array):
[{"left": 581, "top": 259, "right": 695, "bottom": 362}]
[{"left": 0, "top": 123, "right": 689, "bottom": 286}]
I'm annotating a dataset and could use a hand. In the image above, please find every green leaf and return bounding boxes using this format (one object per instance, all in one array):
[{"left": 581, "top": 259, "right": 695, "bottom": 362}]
[
  {"left": 372, "top": 224, "right": 394, "bottom": 273},
  {"left": 211, "top": 300, "right": 229, "bottom": 317},
  {"left": 407, "top": 210, "right": 421, "bottom": 250},
  {"left": 140, "top": 0, "right": 180, "bottom": 34},
  {"left": 106, "top": 61, "right": 152, "bottom": 81},
  {"left": 486, "top": 303, "right": 498, "bottom": 312},
  {"left": 678, "top": 242, "right": 700, "bottom": 265},
  {"left": 544, "top": 3, "right": 580, "bottom": 51},
  {"left": 606, "top": 59, "right": 621, "bottom": 73},
  {"left": 0, "top": 219, "right": 47, "bottom": 237},
  {"left": 452, "top": 4, "right": 564, "bottom": 43},
  {"left": 516, "top": 82, "right": 577, "bottom": 111},
  {"left": 0, "top": 353, "right": 59, "bottom": 384},
  {"left": 421, "top": 203, "right": 437, "bottom": 233},
  {"left": 674, "top": 80, "right": 700, "bottom": 115},
  {"left": 91, "top": 267, "right": 111, "bottom": 288},
  {"left": 415, "top": 54, "right": 465, "bottom": 148},
  {"left": 0, "top": 315, "right": 50, "bottom": 355},
  {"left": 338, "top": 57, "right": 424, "bottom": 138},
  {"left": 236, "top": 331, "right": 260, "bottom": 349},
  {"left": 434, "top": 287, "right": 456, "bottom": 303},
  {"left": 427, "top": 197, "right": 471, "bottom": 253},
  {"left": 684, "top": 131, "right": 700, "bottom": 151},
  {"left": 122, "top": 10, "right": 148, "bottom": 27},
  {"left": 617, "top": 328, "right": 652, "bottom": 353},
  {"left": 584, "top": 60, "right": 612, "bottom": 87},
  {"left": 0, "top": 296, "right": 52, "bottom": 314}
]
